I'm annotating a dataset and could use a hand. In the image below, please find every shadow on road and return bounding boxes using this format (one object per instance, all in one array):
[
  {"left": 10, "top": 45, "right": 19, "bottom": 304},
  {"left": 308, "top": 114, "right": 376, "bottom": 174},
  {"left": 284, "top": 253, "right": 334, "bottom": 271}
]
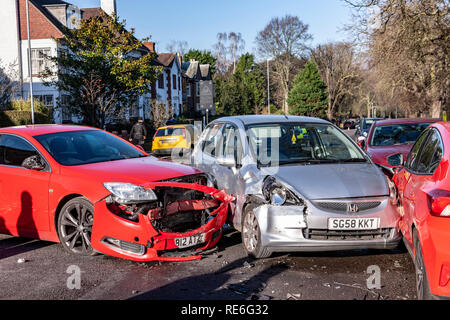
[
  {"left": 0, "top": 192, "right": 53, "bottom": 261},
  {"left": 130, "top": 256, "right": 288, "bottom": 300}
]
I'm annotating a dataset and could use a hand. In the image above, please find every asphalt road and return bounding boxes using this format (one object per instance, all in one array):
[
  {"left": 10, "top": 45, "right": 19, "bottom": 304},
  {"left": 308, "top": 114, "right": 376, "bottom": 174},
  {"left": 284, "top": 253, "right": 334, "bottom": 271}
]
[
  {"left": 0, "top": 226, "right": 416, "bottom": 300},
  {"left": 0, "top": 128, "right": 417, "bottom": 300}
]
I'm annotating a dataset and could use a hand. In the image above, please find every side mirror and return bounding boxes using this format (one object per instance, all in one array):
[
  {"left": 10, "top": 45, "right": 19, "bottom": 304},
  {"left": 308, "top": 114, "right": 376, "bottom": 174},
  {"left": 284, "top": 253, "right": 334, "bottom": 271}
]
[
  {"left": 21, "top": 155, "right": 46, "bottom": 171},
  {"left": 387, "top": 153, "right": 404, "bottom": 167},
  {"left": 217, "top": 155, "right": 236, "bottom": 168},
  {"left": 357, "top": 136, "right": 366, "bottom": 149}
]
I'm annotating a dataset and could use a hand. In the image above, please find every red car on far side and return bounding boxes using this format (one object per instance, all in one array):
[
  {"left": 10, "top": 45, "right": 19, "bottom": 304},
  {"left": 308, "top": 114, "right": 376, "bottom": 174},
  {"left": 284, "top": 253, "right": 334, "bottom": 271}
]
[
  {"left": 391, "top": 122, "right": 450, "bottom": 299},
  {"left": 360, "top": 118, "right": 439, "bottom": 171}
]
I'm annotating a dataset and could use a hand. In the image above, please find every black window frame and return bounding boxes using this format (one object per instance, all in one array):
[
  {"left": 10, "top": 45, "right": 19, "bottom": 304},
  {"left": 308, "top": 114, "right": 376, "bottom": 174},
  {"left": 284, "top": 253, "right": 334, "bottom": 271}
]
[
  {"left": 0, "top": 134, "right": 50, "bottom": 172},
  {"left": 405, "top": 128, "right": 444, "bottom": 176}
]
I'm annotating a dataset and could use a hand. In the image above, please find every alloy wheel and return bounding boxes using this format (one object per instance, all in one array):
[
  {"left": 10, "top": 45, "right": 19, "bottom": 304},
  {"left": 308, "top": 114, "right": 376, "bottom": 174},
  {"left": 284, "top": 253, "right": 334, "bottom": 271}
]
[
  {"left": 243, "top": 210, "right": 259, "bottom": 253},
  {"left": 59, "top": 201, "right": 94, "bottom": 255}
]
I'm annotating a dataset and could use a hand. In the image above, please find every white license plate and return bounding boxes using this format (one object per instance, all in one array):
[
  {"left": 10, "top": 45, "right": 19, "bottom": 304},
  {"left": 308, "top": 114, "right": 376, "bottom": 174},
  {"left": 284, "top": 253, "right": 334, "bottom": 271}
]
[
  {"left": 174, "top": 233, "right": 206, "bottom": 249},
  {"left": 328, "top": 218, "right": 380, "bottom": 230}
]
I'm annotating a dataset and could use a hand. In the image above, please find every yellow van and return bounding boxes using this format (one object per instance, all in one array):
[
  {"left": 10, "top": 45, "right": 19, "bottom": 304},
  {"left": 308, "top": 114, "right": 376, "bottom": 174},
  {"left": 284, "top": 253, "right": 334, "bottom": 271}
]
[{"left": 152, "top": 124, "right": 196, "bottom": 156}]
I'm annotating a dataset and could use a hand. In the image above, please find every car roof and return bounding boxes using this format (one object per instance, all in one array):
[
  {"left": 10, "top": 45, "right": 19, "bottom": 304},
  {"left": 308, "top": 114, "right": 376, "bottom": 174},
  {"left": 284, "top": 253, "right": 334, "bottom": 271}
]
[
  {"left": 373, "top": 118, "right": 440, "bottom": 126},
  {"left": 0, "top": 124, "right": 98, "bottom": 137},
  {"left": 213, "top": 115, "right": 330, "bottom": 126},
  {"left": 158, "top": 124, "right": 192, "bottom": 129}
]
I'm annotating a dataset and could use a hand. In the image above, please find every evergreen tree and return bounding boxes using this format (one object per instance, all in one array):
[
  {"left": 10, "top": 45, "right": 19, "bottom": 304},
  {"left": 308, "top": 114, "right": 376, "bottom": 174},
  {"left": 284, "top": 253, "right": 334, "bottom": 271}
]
[
  {"left": 287, "top": 60, "right": 328, "bottom": 118},
  {"left": 183, "top": 49, "right": 217, "bottom": 75},
  {"left": 215, "top": 53, "right": 265, "bottom": 115}
]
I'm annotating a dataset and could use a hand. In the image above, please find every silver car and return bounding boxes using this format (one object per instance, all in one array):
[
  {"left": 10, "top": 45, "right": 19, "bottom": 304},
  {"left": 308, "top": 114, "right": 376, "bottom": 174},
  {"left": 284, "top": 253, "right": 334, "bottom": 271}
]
[{"left": 192, "top": 115, "right": 401, "bottom": 258}]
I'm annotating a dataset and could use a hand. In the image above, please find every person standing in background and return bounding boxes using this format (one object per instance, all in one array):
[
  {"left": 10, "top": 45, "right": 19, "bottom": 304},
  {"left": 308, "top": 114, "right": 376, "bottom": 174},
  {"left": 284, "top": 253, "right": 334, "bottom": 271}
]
[{"left": 129, "top": 117, "right": 147, "bottom": 147}]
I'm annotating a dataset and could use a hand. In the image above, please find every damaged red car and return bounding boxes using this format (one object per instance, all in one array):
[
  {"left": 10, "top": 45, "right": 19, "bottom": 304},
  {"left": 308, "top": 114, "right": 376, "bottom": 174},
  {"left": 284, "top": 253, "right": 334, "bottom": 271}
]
[{"left": 0, "top": 125, "right": 232, "bottom": 262}]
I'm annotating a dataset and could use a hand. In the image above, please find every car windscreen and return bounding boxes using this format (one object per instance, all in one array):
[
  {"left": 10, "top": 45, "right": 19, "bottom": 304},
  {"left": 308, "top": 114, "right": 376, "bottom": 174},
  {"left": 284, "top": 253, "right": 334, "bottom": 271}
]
[
  {"left": 363, "top": 119, "right": 375, "bottom": 130},
  {"left": 247, "top": 123, "right": 367, "bottom": 167},
  {"left": 34, "top": 130, "right": 146, "bottom": 166},
  {"left": 370, "top": 123, "right": 432, "bottom": 146},
  {"left": 156, "top": 128, "right": 185, "bottom": 137}
]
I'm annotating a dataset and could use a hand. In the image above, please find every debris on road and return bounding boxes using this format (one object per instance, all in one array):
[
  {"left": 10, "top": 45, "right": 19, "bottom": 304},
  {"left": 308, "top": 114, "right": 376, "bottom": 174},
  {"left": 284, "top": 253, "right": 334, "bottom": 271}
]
[
  {"left": 17, "top": 258, "right": 27, "bottom": 264},
  {"left": 286, "top": 293, "right": 302, "bottom": 300}
]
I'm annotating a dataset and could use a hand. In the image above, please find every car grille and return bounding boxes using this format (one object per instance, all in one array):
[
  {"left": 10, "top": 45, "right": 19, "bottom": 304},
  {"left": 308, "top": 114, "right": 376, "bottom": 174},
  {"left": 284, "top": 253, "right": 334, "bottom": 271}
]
[
  {"left": 312, "top": 200, "right": 381, "bottom": 213},
  {"left": 303, "top": 228, "right": 393, "bottom": 241}
]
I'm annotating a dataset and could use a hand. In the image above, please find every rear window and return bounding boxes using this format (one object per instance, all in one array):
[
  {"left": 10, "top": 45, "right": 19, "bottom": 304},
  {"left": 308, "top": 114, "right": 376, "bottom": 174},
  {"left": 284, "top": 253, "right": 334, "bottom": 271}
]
[{"left": 156, "top": 128, "right": 185, "bottom": 137}]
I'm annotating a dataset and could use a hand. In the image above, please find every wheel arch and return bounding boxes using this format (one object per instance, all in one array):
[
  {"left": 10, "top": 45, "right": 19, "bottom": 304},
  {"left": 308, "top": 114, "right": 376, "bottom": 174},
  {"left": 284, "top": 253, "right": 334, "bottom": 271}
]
[{"left": 53, "top": 194, "right": 85, "bottom": 231}]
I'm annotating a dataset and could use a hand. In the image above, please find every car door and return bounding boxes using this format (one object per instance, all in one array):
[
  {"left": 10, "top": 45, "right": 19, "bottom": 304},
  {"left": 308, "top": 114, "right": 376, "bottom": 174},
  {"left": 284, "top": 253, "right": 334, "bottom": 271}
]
[
  {"left": 400, "top": 129, "right": 443, "bottom": 245},
  {"left": 0, "top": 134, "right": 51, "bottom": 238},
  {"left": 193, "top": 122, "right": 224, "bottom": 177}
]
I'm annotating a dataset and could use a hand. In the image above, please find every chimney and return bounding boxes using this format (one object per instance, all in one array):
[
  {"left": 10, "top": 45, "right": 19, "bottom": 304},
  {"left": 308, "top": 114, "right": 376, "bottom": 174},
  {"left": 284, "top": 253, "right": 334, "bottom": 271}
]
[
  {"left": 143, "top": 42, "right": 156, "bottom": 53},
  {"left": 101, "top": 0, "right": 117, "bottom": 16}
]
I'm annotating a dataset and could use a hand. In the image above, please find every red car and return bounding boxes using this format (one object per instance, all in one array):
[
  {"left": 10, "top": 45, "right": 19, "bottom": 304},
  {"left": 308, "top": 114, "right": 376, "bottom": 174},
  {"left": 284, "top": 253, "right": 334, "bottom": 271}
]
[
  {"left": 391, "top": 122, "right": 450, "bottom": 299},
  {"left": 360, "top": 118, "right": 439, "bottom": 171},
  {"left": 0, "top": 125, "right": 232, "bottom": 262}
]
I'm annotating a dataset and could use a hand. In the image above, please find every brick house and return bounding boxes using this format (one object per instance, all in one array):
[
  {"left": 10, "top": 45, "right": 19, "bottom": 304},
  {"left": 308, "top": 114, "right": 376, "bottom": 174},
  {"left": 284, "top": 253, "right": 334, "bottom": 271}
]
[{"left": 0, "top": 0, "right": 154, "bottom": 124}]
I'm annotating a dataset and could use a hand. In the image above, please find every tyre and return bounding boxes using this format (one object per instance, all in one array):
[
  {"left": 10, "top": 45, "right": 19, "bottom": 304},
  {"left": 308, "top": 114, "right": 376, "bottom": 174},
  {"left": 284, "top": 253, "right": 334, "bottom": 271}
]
[
  {"left": 241, "top": 203, "right": 271, "bottom": 259},
  {"left": 413, "top": 230, "right": 433, "bottom": 300},
  {"left": 57, "top": 197, "right": 96, "bottom": 256}
]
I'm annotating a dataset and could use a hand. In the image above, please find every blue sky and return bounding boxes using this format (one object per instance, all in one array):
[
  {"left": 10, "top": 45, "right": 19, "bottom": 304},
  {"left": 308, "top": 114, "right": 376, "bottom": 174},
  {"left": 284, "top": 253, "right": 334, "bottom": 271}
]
[{"left": 71, "top": 0, "right": 353, "bottom": 55}]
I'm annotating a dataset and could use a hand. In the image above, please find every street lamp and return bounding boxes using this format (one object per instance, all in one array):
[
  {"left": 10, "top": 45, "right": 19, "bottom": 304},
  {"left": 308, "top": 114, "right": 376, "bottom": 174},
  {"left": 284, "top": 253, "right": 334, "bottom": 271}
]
[
  {"left": 267, "top": 59, "right": 270, "bottom": 115},
  {"left": 25, "top": 0, "right": 35, "bottom": 124}
]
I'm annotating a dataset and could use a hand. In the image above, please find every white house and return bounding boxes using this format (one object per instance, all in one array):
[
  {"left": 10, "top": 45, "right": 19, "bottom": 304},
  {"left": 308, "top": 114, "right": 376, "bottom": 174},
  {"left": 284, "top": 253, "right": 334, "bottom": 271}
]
[
  {"left": 0, "top": 0, "right": 157, "bottom": 124},
  {"left": 144, "top": 47, "right": 183, "bottom": 119}
]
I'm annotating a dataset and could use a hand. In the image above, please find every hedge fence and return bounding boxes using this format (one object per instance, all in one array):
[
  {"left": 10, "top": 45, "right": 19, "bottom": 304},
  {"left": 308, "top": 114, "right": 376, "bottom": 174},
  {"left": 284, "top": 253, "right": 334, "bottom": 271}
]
[{"left": 0, "top": 110, "right": 51, "bottom": 127}]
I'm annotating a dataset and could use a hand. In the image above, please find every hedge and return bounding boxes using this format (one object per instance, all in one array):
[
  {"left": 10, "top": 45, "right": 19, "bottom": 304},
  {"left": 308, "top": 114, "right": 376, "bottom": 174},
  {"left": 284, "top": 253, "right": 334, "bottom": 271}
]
[{"left": 0, "top": 110, "right": 51, "bottom": 127}]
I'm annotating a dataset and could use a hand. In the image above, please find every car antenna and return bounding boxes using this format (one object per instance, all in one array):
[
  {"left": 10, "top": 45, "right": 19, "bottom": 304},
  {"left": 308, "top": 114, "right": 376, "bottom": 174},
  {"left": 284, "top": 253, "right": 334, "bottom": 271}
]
[{"left": 284, "top": 115, "right": 289, "bottom": 120}]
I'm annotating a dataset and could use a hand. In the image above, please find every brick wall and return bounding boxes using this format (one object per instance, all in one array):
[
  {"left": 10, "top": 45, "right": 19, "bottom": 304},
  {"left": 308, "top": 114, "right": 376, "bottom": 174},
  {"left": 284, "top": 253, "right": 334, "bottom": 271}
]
[{"left": 18, "top": 0, "right": 63, "bottom": 40}]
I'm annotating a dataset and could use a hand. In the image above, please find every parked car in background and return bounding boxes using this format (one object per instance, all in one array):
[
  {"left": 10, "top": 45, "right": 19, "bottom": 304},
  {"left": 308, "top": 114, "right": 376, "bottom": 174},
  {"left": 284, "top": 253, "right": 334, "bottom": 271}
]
[
  {"left": 193, "top": 115, "right": 401, "bottom": 258},
  {"left": 362, "top": 118, "right": 439, "bottom": 173},
  {"left": 356, "top": 117, "right": 384, "bottom": 139},
  {"left": 152, "top": 124, "right": 198, "bottom": 156},
  {"left": 343, "top": 120, "right": 356, "bottom": 130},
  {"left": 0, "top": 125, "right": 232, "bottom": 262},
  {"left": 391, "top": 122, "right": 450, "bottom": 299}
]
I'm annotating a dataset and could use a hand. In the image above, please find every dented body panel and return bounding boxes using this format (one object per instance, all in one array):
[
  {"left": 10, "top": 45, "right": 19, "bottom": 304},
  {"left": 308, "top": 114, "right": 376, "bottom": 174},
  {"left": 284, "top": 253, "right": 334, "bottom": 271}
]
[
  {"left": 91, "top": 182, "right": 233, "bottom": 262},
  {"left": 193, "top": 115, "right": 402, "bottom": 255}
]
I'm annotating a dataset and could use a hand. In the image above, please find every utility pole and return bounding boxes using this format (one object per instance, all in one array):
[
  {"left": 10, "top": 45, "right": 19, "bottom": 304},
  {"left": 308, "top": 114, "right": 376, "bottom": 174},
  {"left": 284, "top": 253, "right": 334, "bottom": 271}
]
[
  {"left": 26, "top": 0, "right": 35, "bottom": 124},
  {"left": 267, "top": 59, "right": 270, "bottom": 115}
]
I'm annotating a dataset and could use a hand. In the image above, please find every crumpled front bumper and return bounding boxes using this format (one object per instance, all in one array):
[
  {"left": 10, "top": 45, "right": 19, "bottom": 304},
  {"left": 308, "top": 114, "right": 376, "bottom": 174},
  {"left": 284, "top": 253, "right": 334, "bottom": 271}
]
[
  {"left": 253, "top": 198, "right": 401, "bottom": 253},
  {"left": 91, "top": 182, "right": 233, "bottom": 262}
]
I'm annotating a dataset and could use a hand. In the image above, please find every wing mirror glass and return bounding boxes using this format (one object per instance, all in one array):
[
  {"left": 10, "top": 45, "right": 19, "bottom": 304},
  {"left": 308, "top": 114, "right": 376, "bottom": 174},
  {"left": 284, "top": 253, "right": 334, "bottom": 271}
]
[
  {"left": 21, "top": 155, "right": 46, "bottom": 171},
  {"left": 387, "top": 153, "right": 404, "bottom": 167}
]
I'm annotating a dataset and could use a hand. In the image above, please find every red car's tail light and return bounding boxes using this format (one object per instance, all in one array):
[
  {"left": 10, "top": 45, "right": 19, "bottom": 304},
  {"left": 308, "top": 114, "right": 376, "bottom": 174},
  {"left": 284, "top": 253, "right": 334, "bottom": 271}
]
[
  {"left": 439, "top": 264, "right": 450, "bottom": 287},
  {"left": 431, "top": 197, "right": 450, "bottom": 217}
]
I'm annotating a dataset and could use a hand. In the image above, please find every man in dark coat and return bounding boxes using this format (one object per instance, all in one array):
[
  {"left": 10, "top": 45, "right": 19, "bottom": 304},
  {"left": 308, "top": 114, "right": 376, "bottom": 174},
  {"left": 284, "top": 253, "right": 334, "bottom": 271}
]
[{"left": 129, "top": 117, "right": 147, "bottom": 146}]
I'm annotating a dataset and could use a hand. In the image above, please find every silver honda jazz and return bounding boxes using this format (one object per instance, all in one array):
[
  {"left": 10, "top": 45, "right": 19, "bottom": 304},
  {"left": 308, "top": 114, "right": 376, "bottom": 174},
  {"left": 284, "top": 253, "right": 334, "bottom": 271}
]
[{"left": 192, "top": 115, "right": 401, "bottom": 258}]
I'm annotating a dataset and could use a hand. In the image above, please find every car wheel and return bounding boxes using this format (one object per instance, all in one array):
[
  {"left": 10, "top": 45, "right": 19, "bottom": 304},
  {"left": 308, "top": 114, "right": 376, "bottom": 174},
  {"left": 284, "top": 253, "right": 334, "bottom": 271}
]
[
  {"left": 241, "top": 204, "right": 271, "bottom": 259},
  {"left": 413, "top": 230, "right": 433, "bottom": 300},
  {"left": 57, "top": 197, "right": 96, "bottom": 256}
]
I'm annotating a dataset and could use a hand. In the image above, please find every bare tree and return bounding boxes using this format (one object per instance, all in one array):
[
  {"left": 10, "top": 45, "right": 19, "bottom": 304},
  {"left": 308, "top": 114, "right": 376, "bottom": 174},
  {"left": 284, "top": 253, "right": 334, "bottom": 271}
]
[
  {"left": 312, "top": 42, "right": 361, "bottom": 120},
  {"left": 255, "top": 15, "right": 313, "bottom": 114},
  {"left": 165, "top": 40, "right": 189, "bottom": 55},
  {"left": 344, "top": 0, "right": 449, "bottom": 117},
  {"left": 0, "top": 60, "right": 19, "bottom": 108},
  {"left": 149, "top": 98, "right": 173, "bottom": 129},
  {"left": 228, "top": 32, "right": 245, "bottom": 73},
  {"left": 213, "top": 32, "right": 230, "bottom": 75}
]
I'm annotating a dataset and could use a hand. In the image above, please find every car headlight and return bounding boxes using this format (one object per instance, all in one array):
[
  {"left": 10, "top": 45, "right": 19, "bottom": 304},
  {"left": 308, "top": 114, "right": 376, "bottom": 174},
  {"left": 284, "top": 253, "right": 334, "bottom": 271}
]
[
  {"left": 385, "top": 176, "right": 398, "bottom": 205},
  {"left": 262, "top": 176, "right": 301, "bottom": 206},
  {"left": 104, "top": 183, "right": 157, "bottom": 204}
]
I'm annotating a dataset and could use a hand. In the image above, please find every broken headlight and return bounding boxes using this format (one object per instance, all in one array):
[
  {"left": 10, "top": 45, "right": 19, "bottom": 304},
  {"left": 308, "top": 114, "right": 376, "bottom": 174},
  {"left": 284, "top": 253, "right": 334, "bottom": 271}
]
[
  {"left": 103, "top": 183, "right": 157, "bottom": 204},
  {"left": 262, "top": 176, "right": 301, "bottom": 206}
]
